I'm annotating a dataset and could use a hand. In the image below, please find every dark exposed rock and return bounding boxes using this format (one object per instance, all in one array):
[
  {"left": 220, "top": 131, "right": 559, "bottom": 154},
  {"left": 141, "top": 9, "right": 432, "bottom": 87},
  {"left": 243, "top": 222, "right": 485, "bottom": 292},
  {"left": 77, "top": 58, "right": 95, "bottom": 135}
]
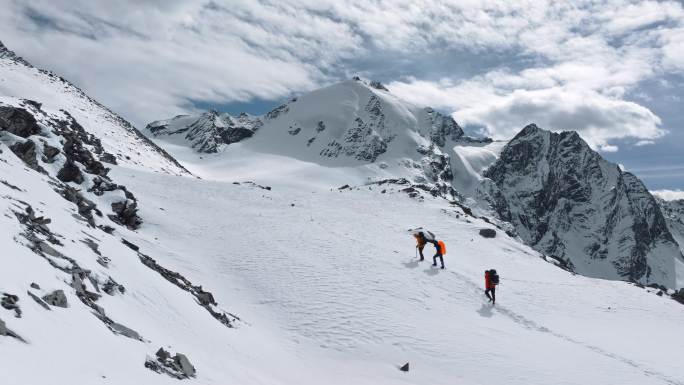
[
  {"left": 121, "top": 238, "right": 140, "bottom": 251},
  {"left": 42, "top": 289, "right": 68, "bottom": 307},
  {"left": 0, "top": 106, "right": 41, "bottom": 137},
  {"left": 58, "top": 185, "right": 98, "bottom": 226},
  {"left": 27, "top": 290, "right": 50, "bottom": 310},
  {"left": 103, "top": 277, "right": 125, "bottom": 295},
  {"left": 1, "top": 179, "right": 22, "bottom": 191},
  {"left": 479, "top": 229, "right": 497, "bottom": 238},
  {"left": 146, "top": 348, "right": 196, "bottom": 379},
  {"left": 483, "top": 124, "right": 681, "bottom": 287},
  {"left": 30, "top": 283, "right": 40, "bottom": 290},
  {"left": 110, "top": 322, "right": 141, "bottom": 340},
  {"left": 110, "top": 199, "right": 142, "bottom": 229},
  {"left": 9, "top": 139, "right": 45, "bottom": 172},
  {"left": 673, "top": 289, "right": 684, "bottom": 305},
  {"left": 41, "top": 142, "right": 60, "bottom": 162},
  {"left": 99, "top": 152, "right": 117, "bottom": 164},
  {"left": 1, "top": 293, "right": 21, "bottom": 318},
  {"left": 57, "top": 160, "right": 84, "bottom": 183}
]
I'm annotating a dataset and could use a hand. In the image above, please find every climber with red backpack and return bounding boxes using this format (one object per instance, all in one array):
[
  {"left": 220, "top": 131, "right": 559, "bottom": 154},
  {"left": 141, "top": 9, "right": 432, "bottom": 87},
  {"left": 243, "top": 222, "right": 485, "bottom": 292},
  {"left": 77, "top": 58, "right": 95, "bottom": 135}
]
[{"left": 484, "top": 269, "right": 499, "bottom": 304}]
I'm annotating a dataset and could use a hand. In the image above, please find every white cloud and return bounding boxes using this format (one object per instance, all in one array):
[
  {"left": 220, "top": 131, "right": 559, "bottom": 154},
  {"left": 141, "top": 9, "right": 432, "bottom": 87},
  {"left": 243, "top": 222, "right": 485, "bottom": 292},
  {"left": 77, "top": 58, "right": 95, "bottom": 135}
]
[
  {"left": 652, "top": 189, "right": 684, "bottom": 201},
  {"left": 635, "top": 140, "right": 656, "bottom": 146},
  {"left": 0, "top": 0, "right": 682, "bottom": 144}
]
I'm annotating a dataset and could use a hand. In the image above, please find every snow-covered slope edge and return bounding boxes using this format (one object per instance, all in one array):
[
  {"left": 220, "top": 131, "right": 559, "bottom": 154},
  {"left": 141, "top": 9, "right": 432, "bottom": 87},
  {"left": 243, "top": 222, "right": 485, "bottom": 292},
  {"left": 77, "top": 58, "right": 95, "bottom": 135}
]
[
  {"left": 481, "top": 124, "right": 684, "bottom": 288},
  {"left": 0, "top": 40, "right": 188, "bottom": 175}
]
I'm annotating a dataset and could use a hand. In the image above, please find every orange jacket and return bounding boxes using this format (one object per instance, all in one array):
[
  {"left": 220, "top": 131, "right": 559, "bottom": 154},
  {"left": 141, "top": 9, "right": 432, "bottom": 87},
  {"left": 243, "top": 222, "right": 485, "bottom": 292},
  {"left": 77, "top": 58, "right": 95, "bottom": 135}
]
[{"left": 414, "top": 234, "right": 427, "bottom": 248}]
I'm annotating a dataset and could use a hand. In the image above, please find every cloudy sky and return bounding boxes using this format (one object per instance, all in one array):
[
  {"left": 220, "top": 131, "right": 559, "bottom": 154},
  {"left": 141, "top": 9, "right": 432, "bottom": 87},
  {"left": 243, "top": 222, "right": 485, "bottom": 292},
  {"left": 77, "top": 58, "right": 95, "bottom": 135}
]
[{"left": 1, "top": 0, "right": 683, "bottom": 190}]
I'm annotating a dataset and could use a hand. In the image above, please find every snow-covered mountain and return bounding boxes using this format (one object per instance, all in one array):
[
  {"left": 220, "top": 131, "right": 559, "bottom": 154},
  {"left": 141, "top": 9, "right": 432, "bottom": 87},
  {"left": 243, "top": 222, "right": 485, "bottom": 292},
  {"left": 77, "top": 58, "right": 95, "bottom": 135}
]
[
  {"left": 147, "top": 111, "right": 263, "bottom": 153},
  {"left": 481, "top": 124, "right": 684, "bottom": 288},
  {"left": 147, "top": 78, "right": 493, "bottom": 198},
  {"left": 2, "top": 39, "right": 684, "bottom": 385}
]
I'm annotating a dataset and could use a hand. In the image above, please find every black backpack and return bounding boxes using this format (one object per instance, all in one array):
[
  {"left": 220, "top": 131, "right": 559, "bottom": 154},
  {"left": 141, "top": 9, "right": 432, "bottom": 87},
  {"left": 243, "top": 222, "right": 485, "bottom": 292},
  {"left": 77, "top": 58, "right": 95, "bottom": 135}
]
[{"left": 489, "top": 269, "right": 500, "bottom": 285}]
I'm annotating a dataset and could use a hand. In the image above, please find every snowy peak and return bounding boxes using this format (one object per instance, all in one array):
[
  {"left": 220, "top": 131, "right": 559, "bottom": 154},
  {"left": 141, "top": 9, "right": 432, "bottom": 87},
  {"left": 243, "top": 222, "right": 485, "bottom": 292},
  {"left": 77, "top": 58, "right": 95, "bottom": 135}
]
[
  {"left": 146, "top": 110, "right": 262, "bottom": 153},
  {"left": 483, "top": 125, "right": 683, "bottom": 288},
  {"left": 147, "top": 78, "right": 466, "bottom": 161}
]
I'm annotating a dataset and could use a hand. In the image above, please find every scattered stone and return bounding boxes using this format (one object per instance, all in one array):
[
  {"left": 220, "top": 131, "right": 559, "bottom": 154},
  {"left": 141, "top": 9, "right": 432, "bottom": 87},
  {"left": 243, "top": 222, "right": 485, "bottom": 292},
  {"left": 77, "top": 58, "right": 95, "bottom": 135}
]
[
  {"left": 99, "top": 152, "right": 117, "bottom": 164},
  {"left": 1, "top": 293, "right": 21, "bottom": 318},
  {"left": 121, "top": 238, "right": 140, "bottom": 251},
  {"left": 109, "top": 322, "right": 142, "bottom": 340},
  {"left": 479, "top": 229, "right": 497, "bottom": 238},
  {"left": 1, "top": 179, "right": 22, "bottom": 191},
  {"left": 146, "top": 348, "right": 196, "bottom": 379},
  {"left": 42, "top": 289, "right": 68, "bottom": 308},
  {"left": 400, "top": 362, "right": 409, "bottom": 372},
  {"left": 110, "top": 199, "right": 142, "bottom": 229},
  {"left": 103, "top": 277, "right": 125, "bottom": 295},
  {"left": 27, "top": 290, "right": 50, "bottom": 310}
]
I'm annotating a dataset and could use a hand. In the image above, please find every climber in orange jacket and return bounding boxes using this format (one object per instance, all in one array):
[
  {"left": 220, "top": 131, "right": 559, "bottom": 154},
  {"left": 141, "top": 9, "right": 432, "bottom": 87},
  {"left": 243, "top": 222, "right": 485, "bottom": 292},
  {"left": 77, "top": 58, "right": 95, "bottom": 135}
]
[
  {"left": 430, "top": 239, "right": 446, "bottom": 269},
  {"left": 414, "top": 232, "right": 427, "bottom": 261}
]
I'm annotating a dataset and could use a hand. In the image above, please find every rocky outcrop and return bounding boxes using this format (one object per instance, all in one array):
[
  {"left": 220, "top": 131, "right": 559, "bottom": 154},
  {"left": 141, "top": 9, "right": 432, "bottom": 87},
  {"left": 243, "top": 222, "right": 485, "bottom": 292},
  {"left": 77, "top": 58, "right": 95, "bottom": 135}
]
[
  {"left": 1, "top": 293, "right": 21, "bottom": 317},
  {"left": 483, "top": 124, "right": 683, "bottom": 287},
  {"left": 126, "top": 239, "right": 239, "bottom": 328},
  {"left": 0, "top": 105, "right": 41, "bottom": 137},
  {"left": 42, "top": 290, "right": 68, "bottom": 308},
  {"left": 145, "top": 348, "right": 196, "bottom": 379}
]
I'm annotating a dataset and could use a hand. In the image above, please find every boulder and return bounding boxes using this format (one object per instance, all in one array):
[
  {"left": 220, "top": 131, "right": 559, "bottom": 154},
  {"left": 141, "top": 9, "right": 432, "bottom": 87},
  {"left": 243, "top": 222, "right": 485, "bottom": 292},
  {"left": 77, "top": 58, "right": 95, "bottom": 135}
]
[
  {"left": 173, "top": 353, "right": 196, "bottom": 377},
  {"left": 30, "top": 282, "right": 40, "bottom": 290},
  {"left": 479, "top": 228, "right": 497, "bottom": 238},
  {"left": 27, "top": 291, "right": 50, "bottom": 310},
  {"left": 0, "top": 106, "right": 41, "bottom": 138},
  {"left": 42, "top": 289, "right": 68, "bottom": 308},
  {"left": 9, "top": 140, "right": 43, "bottom": 171},
  {"left": 400, "top": 362, "right": 409, "bottom": 372},
  {"left": 57, "top": 160, "right": 84, "bottom": 184},
  {"left": 110, "top": 322, "right": 141, "bottom": 340},
  {"left": 41, "top": 143, "right": 60, "bottom": 162}
]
